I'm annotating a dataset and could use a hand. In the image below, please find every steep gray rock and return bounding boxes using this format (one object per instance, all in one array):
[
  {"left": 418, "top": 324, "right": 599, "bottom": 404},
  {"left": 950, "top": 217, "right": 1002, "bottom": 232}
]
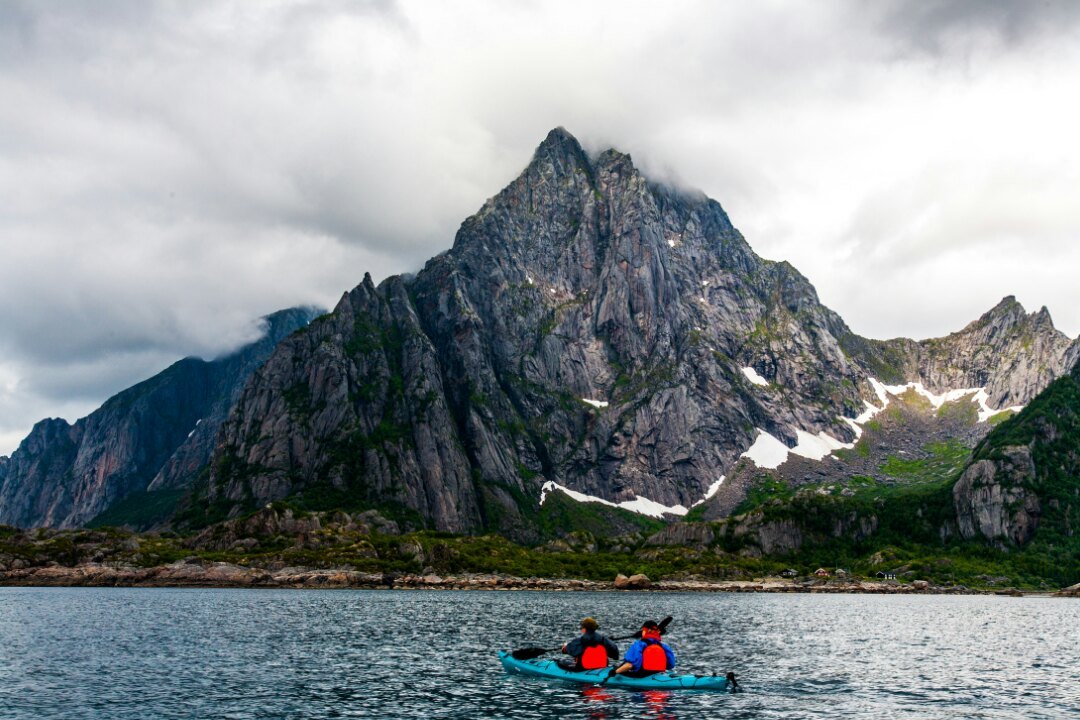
[
  {"left": 205, "top": 278, "right": 480, "bottom": 532},
  {"left": 204, "top": 128, "right": 877, "bottom": 533},
  {"left": 0, "top": 308, "right": 318, "bottom": 529},
  {"left": 854, "top": 296, "right": 1075, "bottom": 407},
  {"left": 953, "top": 448, "right": 1040, "bottom": 545},
  {"left": 200, "top": 128, "right": 1080, "bottom": 535}
]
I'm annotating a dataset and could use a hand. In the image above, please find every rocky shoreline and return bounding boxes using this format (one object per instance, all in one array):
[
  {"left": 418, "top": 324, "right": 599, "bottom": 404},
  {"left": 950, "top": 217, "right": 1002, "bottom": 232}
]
[{"left": 2, "top": 560, "right": 1075, "bottom": 596}]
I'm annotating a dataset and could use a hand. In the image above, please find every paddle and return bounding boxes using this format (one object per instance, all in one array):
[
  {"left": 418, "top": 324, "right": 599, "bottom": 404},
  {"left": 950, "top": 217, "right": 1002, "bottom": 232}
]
[{"left": 511, "top": 616, "right": 673, "bottom": 661}]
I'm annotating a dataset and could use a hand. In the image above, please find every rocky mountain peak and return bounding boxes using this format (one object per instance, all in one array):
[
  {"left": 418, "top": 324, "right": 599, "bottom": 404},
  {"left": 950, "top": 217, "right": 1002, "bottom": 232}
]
[{"left": 533, "top": 126, "right": 590, "bottom": 166}]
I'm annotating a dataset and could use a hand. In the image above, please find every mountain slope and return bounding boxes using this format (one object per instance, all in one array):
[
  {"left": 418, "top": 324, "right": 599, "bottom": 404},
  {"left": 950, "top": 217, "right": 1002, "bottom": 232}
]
[
  {"left": 197, "top": 128, "right": 1077, "bottom": 537},
  {"left": 0, "top": 308, "right": 319, "bottom": 529}
]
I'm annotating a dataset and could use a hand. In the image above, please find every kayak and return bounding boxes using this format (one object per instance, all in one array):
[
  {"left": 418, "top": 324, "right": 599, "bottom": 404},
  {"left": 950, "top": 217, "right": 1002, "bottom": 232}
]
[{"left": 498, "top": 651, "right": 731, "bottom": 691}]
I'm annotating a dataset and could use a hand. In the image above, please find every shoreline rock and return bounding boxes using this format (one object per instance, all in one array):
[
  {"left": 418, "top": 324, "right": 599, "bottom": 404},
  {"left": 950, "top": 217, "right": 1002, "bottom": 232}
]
[{"left": 1, "top": 563, "right": 1067, "bottom": 595}]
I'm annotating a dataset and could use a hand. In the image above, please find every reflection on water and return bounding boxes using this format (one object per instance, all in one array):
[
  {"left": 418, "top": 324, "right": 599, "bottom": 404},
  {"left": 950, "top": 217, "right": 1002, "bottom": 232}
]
[
  {"left": 1, "top": 588, "right": 1078, "bottom": 719},
  {"left": 581, "top": 686, "right": 616, "bottom": 718},
  {"left": 636, "top": 690, "right": 675, "bottom": 719}
]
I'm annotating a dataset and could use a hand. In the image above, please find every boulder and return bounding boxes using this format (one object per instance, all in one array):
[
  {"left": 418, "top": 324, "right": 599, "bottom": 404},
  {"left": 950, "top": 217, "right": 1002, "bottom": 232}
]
[
  {"left": 1056, "top": 582, "right": 1080, "bottom": 597},
  {"left": 627, "top": 573, "right": 652, "bottom": 589},
  {"left": 613, "top": 573, "right": 630, "bottom": 589},
  {"left": 911, "top": 580, "right": 930, "bottom": 591}
]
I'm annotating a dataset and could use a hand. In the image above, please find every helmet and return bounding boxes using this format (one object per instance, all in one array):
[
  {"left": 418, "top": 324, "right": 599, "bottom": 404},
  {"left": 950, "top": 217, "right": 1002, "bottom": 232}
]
[{"left": 640, "top": 620, "right": 661, "bottom": 640}]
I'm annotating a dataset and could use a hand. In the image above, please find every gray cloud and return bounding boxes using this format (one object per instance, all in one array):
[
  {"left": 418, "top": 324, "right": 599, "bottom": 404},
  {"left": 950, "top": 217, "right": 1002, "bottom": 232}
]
[
  {"left": 2, "top": 1, "right": 1080, "bottom": 454},
  {"left": 868, "top": 0, "right": 1080, "bottom": 57}
]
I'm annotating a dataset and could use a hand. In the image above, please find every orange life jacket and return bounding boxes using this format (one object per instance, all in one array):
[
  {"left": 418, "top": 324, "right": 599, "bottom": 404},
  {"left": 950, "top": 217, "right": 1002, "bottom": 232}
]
[
  {"left": 641, "top": 641, "right": 668, "bottom": 672},
  {"left": 580, "top": 643, "right": 608, "bottom": 670}
]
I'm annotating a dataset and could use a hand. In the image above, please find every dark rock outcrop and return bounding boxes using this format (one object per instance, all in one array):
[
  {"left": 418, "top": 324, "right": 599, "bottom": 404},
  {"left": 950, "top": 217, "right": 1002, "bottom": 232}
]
[
  {"left": 954, "top": 448, "right": 1040, "bottom": 545},
  {"left": 0, "top": 308, "right": 319, "bottom": 529},
  {"left": 951, "top": 363, "right": 1080, "bottom": 547}
]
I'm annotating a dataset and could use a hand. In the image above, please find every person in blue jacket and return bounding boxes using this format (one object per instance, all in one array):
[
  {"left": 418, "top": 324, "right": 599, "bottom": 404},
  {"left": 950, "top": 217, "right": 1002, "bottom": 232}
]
[{"left": 610, "top": 620, "right": 676, "bottom": 677}]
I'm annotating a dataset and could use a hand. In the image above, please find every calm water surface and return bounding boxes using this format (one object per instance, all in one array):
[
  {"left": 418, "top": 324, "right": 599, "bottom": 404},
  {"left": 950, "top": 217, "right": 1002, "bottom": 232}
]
[{"left": 1, "top": 588, "right": 1077, "bottom": 719}]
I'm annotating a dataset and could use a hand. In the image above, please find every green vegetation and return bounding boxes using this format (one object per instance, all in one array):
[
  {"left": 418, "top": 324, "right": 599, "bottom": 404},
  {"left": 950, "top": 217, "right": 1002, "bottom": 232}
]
[
  {"left": 970, "top": 370, "right": 1080, "bottom": 572},
  {"left": 534, "top": 490, "right": 664, "bottom": 540},
  {"left": 731, "top": 475, "right": 793, "bottom": 515},
  {"left": 936, "top": 398, "right": 979, "bottom": 426},
  {"left": 879, "top": 439, "right": 970, "bottom": 484},
  {"left": 87, "top": 488, "right": 185, "bottom": 531}
]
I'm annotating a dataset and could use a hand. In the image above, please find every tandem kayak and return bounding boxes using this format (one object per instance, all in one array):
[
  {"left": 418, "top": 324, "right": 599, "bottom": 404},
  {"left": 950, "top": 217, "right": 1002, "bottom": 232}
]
[{"left": 498, "top": 651, "right": 732, "bottom": 691}]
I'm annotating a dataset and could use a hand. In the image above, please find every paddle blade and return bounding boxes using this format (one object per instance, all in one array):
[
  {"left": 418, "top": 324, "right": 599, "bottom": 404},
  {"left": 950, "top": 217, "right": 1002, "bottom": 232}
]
[{"left": 511, "top": 647, "right": 552, "bottom": 661}]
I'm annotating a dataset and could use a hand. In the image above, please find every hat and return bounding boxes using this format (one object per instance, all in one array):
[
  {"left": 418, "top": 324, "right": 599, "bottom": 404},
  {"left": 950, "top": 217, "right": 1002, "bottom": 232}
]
[
  {"left": 580, "top": 617, "right": 599, "bottom": 632},
  {"left": 640, "top": 620, "right": 659, "bottom": 630}
]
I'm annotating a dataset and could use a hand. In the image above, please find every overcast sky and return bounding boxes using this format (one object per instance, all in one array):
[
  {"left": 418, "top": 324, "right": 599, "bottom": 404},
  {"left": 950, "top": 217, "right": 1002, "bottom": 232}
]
[{"left": 2, "top": 0, "right": 1080, "bottom": 455}]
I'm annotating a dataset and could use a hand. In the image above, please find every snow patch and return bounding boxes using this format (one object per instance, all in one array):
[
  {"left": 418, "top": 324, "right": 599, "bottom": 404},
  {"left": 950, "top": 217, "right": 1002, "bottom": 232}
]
[
  {"left": 741, "top": 367, "right": 769, "bottom": 387},
  {"left": 740, "top": 431, "right": 793, "bottom": 469},
  {"left": 526, "top": 275, "right": 534, "bottom": 285},
  {"left": 581, "top": 398, "right": 609, "bottom": 409},
  {"left": 872, "top": 381, "right": 1024, "bottom": 423},
  {"left": 742, "top": 428, "right": 855, "bottom": 469},
  {"left": 743, "top": 377, "right": 1027, "bottom": 470},
  {"left": 691, "top": 477, "right": 725, "bottom": 507},
  {"left": 539, "top": 480, "right": 688, "bottom": 518},
  {"left": 668, "top": 239, "right": 676, "bottom": 248},
  {"left": 186, "top": 419, "right": 202, "bottom": 439}
]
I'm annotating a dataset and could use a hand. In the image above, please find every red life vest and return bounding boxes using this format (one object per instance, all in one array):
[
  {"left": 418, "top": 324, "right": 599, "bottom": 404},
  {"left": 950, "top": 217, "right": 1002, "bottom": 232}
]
[
  {"left": 580, "top": 644, "right": 608, "bottom": 670},
  {"left": 641, "top": 641, "right": 668, "bottom": 672}
]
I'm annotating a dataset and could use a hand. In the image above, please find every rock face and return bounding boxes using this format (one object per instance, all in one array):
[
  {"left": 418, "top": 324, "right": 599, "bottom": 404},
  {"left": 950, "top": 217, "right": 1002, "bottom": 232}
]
[
  {"left": 952, "top": 363, "right": 1080, "bottom": 547},
  {"left": 0, "top": 308, "right": 318, "bottom": 529},
  {"left": 861, "top": 297, "right": 1077, "bottom": 408},
  {"left": 954, "top": 449, "right": 1040, "bottom": 545},
  {"left": 198, "top": 128, "right": 1078, "bottom": 535},
  {"left": 204, "top": 128, "right": 883, "bottom": 533}
]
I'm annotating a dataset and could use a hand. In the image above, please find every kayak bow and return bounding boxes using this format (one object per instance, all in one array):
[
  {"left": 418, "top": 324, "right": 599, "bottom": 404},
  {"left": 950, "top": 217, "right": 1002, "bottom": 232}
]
[{"left": 498, "top": 651, "right": 731, "bottom": 691}]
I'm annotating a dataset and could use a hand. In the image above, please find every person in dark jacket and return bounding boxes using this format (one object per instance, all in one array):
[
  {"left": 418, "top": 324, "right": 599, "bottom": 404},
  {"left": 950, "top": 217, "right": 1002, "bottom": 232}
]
[
  {"left": 559, "top": 617, "right": 619, "bottom": 671},
  {"left": 610, "top": 620, "right": 676, "bottom": 677}
]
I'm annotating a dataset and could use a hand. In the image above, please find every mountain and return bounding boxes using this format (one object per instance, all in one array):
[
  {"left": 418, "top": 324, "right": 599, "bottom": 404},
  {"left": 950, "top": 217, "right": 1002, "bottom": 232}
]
[
  {"left": 0, "top": 308, "right": 320, "bottom": 529},
  {"left": 189, "top": 128, "right": 1077, "bottom": 539}
]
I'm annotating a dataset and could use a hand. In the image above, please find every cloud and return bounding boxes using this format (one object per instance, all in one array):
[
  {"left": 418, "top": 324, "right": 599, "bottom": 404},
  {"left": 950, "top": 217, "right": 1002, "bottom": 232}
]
[
  {"left": 2, "top": 1, "right": 1080, "bottom": 453},
  {"left": 867, "top": 0, "right": 1080, "bottom": 57}
]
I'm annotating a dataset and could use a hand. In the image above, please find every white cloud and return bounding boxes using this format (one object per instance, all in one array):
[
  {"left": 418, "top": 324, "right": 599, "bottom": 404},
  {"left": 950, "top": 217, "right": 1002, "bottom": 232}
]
[{"left": 2, "top": 0, "right": 1080, "bottom": 454}]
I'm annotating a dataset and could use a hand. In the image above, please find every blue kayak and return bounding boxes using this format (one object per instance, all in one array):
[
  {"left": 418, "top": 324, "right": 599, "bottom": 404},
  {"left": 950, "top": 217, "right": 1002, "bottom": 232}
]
[{"left": 499, "top": 651, "right": 731, "bottom": 691}]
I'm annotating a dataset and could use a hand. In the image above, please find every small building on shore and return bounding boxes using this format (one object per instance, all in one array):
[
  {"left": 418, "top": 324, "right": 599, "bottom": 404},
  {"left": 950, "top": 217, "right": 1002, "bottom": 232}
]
[{"left": 814, "top": 568, "right": 830, "bottom": 577}]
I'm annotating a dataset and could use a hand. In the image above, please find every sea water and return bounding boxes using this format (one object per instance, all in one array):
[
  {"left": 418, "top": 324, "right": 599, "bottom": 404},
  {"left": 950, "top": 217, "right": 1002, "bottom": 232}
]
[{"left": 1, "top": 588, "right": 1077, "bottom": 718}]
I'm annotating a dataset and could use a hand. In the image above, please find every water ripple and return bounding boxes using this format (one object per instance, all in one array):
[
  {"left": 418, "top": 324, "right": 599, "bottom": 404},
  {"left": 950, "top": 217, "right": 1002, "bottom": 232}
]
[{"left": 1, "top": 589, "right": 1078, "bottom": 718}]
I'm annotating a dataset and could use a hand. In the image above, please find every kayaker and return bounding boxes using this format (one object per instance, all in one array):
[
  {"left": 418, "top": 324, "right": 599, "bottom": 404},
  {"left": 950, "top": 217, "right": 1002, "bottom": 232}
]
[
  {"left": 559, "top": 617, "right": 619, "bottom": 671},
  {"left": 610, "top": 620, "right": 676, "bottom": 677}
]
